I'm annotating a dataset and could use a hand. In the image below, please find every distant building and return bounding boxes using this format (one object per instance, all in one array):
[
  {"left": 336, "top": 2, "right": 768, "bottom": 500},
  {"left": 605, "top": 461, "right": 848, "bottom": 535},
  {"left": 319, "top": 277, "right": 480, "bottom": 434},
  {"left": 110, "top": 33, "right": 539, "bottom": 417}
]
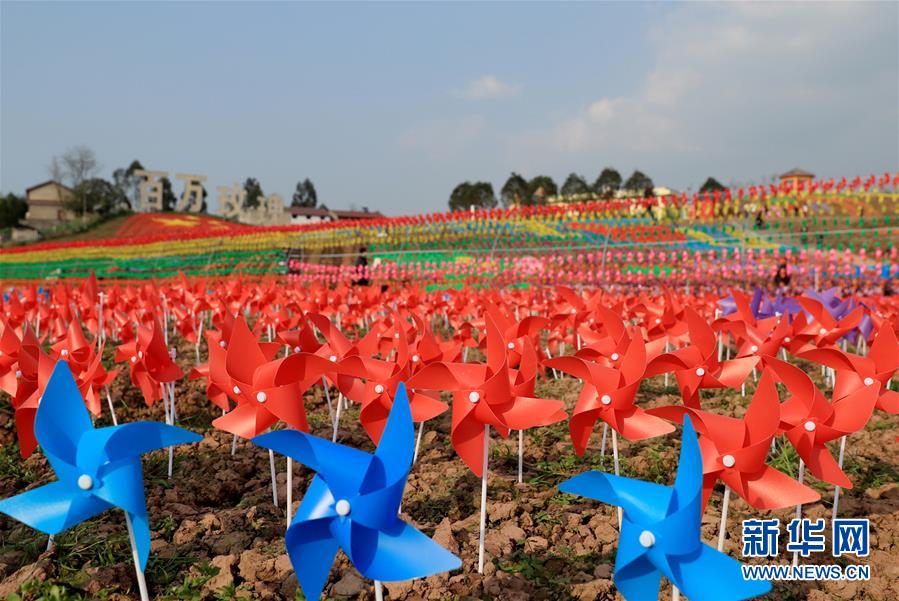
[
  {"left": 779, "top": 168, "right": 815, "bottom": 190},
  {"left": 24, "top": 180, "right": 75, "bottom": 230},
  {"left": 286, "top": 206, "right": 384, "bottom": 225}
]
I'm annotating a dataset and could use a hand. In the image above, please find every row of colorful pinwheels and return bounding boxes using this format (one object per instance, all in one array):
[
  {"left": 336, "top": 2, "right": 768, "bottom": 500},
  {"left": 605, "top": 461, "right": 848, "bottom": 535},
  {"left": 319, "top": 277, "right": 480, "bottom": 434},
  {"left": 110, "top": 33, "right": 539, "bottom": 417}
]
[{"left": 1, "top": 277, "right": 897, "bottom": 600}]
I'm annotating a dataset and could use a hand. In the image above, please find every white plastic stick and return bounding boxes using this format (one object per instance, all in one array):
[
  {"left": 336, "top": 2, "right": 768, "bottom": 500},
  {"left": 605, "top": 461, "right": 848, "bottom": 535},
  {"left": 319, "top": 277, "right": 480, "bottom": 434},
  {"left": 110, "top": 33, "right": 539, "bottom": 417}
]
[
  {"left": 322, "top": 378, "right": 336, "bottom": 426},
  {"left": 792, "top": 459, "right": 805, "bottom": 567},
  {"left": 231, "top": 434, "right": 238, "bottom": 456},
  {"left": 286, "top": 457, "right": 293, "bottom": 529},
  {"left": 611, "top": 430, "right": 622, "bottom": 528},
  {"left": 105, "top": 387, "right": 118, "bottom": 426},
  {"left": 599, "top": 423, "right": 608, "bottom": 459},
  {"left": 832, "top": 435, "right": 847, "bottom": 521},
  {"left": 374, "top": 580, "right": 384, "bottom": 601},
  {"left": 332, "top": 394, "right": 343, "bottom": 443},
  {"left": 478, "top": 424, "right": 489, "bottom": 574},
  {"left": 413, "top": 421, "right": 425, "bottom": 464},
  {"left": 124, "top": 511, "right": 150, "bottom": 601},
  {"left": 672, "top": 585, "right": 680, "bottom": 601},
  {"left": 717, "top": 485, "right": 731, "bottom": 551},
  {"left": 517, "top": 430, "right": 524, "bottom": 484},
  {"left": 269, "top": 449, "right": 279, "bottom": 507}
]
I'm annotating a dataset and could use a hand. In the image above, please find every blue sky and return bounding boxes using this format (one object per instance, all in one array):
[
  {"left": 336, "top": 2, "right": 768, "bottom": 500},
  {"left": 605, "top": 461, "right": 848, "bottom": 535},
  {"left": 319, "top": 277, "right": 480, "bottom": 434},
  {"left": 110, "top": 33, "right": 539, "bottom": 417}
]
[{"left": 2, "top": 1, "right": 897, "bottom": 215}]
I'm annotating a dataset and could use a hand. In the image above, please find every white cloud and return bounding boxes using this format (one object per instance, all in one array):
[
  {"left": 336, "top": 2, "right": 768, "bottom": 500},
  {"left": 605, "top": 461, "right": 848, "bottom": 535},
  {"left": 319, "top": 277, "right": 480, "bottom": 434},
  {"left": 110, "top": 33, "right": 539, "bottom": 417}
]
[
  {"left": 456, "top": 75, "right": 521, "bottom": 100},
  {"left": 512, "top": 2, "right": 898, "bottom": 186}
]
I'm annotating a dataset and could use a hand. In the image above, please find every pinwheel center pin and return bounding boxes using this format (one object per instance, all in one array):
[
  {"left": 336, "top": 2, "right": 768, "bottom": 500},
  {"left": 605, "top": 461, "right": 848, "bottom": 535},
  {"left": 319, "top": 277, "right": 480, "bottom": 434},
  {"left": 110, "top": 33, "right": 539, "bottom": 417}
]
[
  {"left": 610, "top": 353, "right": 619, "bottom": 361},
  {"left": 638, "top": 530, "right": 656, "bottom": 548},
  {"left": 804, "top": 420, "right": 816, "bottom": 432},
  {"left": 329, "top": 355, "right": 337, "bottom": 362},
  {"left": 411, "top": 354, "right": 420, "bottom": 362},
  {"left": 695, "top": 367, "right": 705, "bottom": 377},
  {"left": 600, "top": 394, "right": 612, "bottom": 405},
  {"left": 138, "top": 350, "right": 144, "bottom": 359},
  {"left": 130, "top": 356, "right": 137, "bottom": 363},
  {"left": 233, "top": 385, "right": 241, "bottom": 395},
  {"left": 750, "top": 345, "right": 758, "bottom": 352},
  {"left": 722, "top": 454, "right": 736, "bottom": 468},
  {"left": 256, "top": 391, "right": 267, "bottom": 403},
  {"left": 219, "top": 340, "right": 226, "bottom": 348},
  {"left": 655, "top": 318, "right": 662, "bottom": 324},
  {"left": 374, "top": 384, "right": 385, "bottom": 394},
  {"left": 77, "top": 474, "right": 93, "bottom": 490},
  {"left": 61, "top": 349, "right": 69, "bottom": 356},
  {"left": 507, "top": 342, "right": 515, "bottom": 350},
  {"left": 819, "top": 328, "right": 827, "bottom": 335},
  {"left": 293, "top": 346, "right": 301, "bottom": 353},
  {"left": 15, "top": 369, "right": 22, "bottom": 378},
  {"left": 784, "top": 336, "right": 791, "bottom": 343},
  {"left": 469, "top": 391, "right": 480, "bottom": 403},
  {"left": 864, "top": 377, "right": 875, "bottom": 386},
  {"left": 335, "top": 499, "right": 351, "bottom": 516}
]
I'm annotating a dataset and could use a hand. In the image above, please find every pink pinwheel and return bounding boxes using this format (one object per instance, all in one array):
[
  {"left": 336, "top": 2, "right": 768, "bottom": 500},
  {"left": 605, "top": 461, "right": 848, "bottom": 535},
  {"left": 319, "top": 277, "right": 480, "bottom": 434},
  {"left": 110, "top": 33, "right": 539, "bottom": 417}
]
[{"left": 646, "top": 307, "right": 759, "bottom": 408}]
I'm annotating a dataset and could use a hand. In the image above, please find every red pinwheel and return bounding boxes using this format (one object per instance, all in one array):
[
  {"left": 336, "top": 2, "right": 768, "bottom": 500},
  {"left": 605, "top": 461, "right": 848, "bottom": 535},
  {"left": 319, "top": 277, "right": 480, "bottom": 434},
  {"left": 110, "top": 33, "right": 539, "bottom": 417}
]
[
  {"left": 795, "top": 297, "right": 863, "bottom": 349},
  {"left": 799, "top": 324, "right": 899, "bottom": 414},
  {"left": 409, "top": 312, "right": 566, "bottom": 475},
  {"left": 547, "top": 334, "right": 674, "bottom": 455},
  {"left": 767, "top": 358, "right": 878, "bottom": 488},
  {"left": 646, "top": 307, "right": 759, "bottom": 408},
  {"left": 336, "top": 325, "right": 449, "bottom": 443},
  {"left": 0, "top": 319, "right": 23, "bottom": 395},
  {"left": 50, "top": 320, "right": 119, "bottom": 417},
  {"left": 10, "top": 327, "right": 54, "bottom": 457},
  {"left": 650, "top": 369, "right": 819, "bottom": 509},
  {"left": 211, "top": 316, "right": 333, "bottom": 439},
  {"left": 114, "top": 317, "right": 182, "bottom": 406}
]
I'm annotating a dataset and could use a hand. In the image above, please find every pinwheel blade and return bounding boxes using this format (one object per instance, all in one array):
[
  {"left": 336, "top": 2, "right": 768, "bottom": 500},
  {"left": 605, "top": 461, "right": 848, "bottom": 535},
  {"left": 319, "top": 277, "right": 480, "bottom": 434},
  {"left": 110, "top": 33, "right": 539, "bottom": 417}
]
[
  {"left": 559, "top": 471, "right": 671, "bottom": 523},
  {"left": 35, "top": 361, "right": 93, "bottom": 473},
  {"left": 673, "top": 543, "right": 772, "bottom": 601},
  {"left": 0, "top": 481, "right": 111, "bottom": 536}
]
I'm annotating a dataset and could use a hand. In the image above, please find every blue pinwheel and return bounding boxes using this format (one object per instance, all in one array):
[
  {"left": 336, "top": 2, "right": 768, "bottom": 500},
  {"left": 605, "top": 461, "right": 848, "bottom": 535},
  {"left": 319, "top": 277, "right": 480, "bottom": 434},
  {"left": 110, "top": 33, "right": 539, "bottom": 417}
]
[
  {"left": 0, "top": 361, "right": 201, "bottom": 573},
  {"left": 253, "top": 382, "right": 460, "bottom": 599},
  {"left": 559, "top": 416, "right": 771, "bottom": 601}
]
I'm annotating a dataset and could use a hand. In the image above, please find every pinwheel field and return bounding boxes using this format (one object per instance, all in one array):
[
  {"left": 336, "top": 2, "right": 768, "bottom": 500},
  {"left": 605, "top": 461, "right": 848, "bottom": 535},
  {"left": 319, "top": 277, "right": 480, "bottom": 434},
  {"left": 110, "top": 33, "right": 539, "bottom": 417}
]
[{"left": 1, "top": 179, "right": 899, "bottom": 601}]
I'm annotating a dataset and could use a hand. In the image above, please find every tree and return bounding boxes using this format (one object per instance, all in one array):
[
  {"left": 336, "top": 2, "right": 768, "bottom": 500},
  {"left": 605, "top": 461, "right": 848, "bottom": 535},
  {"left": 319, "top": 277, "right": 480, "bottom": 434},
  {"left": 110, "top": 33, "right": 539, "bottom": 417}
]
[
  {"left": 292, "top": 179, "right": 318, "bottom": 208},
  {"left": 160, "top": 177, "right": 178, "bottom": 212},
  {"left": 49, "top": 145, "right": 99, "bottom": 217},
  {"left": 112, "top": 159, "right": 144, "bottom": 209},
  {"left": 560, "top": 173, "right": 590, "bottom": 198},
  {"left": 593, "top": 167, "right": 622, "bottom": 199},
  {"left": 243, "top": 178, "right": 264, "bottom": 209},
  {"left": 699, "top": 177, "right": 726, "bottom": 193},
  {"left": 623, "top": 170, "right": 654, "bottom": 197},
  {"left": 0, "top": 193, "right": 27, "bottom": 228},
  {"left": 448, "top": 181, "right": 497, "bottom": 211},
  {"left": 70, "top": 178, "right": 128, "bottom": 216},
  {"left": 500, "top": 172, "right": 528, "bottom": 207},
  {"left": 526, "top": 175, "right": 557, "bottom": 205}
]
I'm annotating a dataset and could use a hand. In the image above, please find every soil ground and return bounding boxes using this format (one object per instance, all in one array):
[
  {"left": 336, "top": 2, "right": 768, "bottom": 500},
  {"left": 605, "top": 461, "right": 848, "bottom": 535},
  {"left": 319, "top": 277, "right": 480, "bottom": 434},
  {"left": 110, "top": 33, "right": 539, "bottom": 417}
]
[{"left": 1, "top": 340, "right": 897, "bottom": 601}]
